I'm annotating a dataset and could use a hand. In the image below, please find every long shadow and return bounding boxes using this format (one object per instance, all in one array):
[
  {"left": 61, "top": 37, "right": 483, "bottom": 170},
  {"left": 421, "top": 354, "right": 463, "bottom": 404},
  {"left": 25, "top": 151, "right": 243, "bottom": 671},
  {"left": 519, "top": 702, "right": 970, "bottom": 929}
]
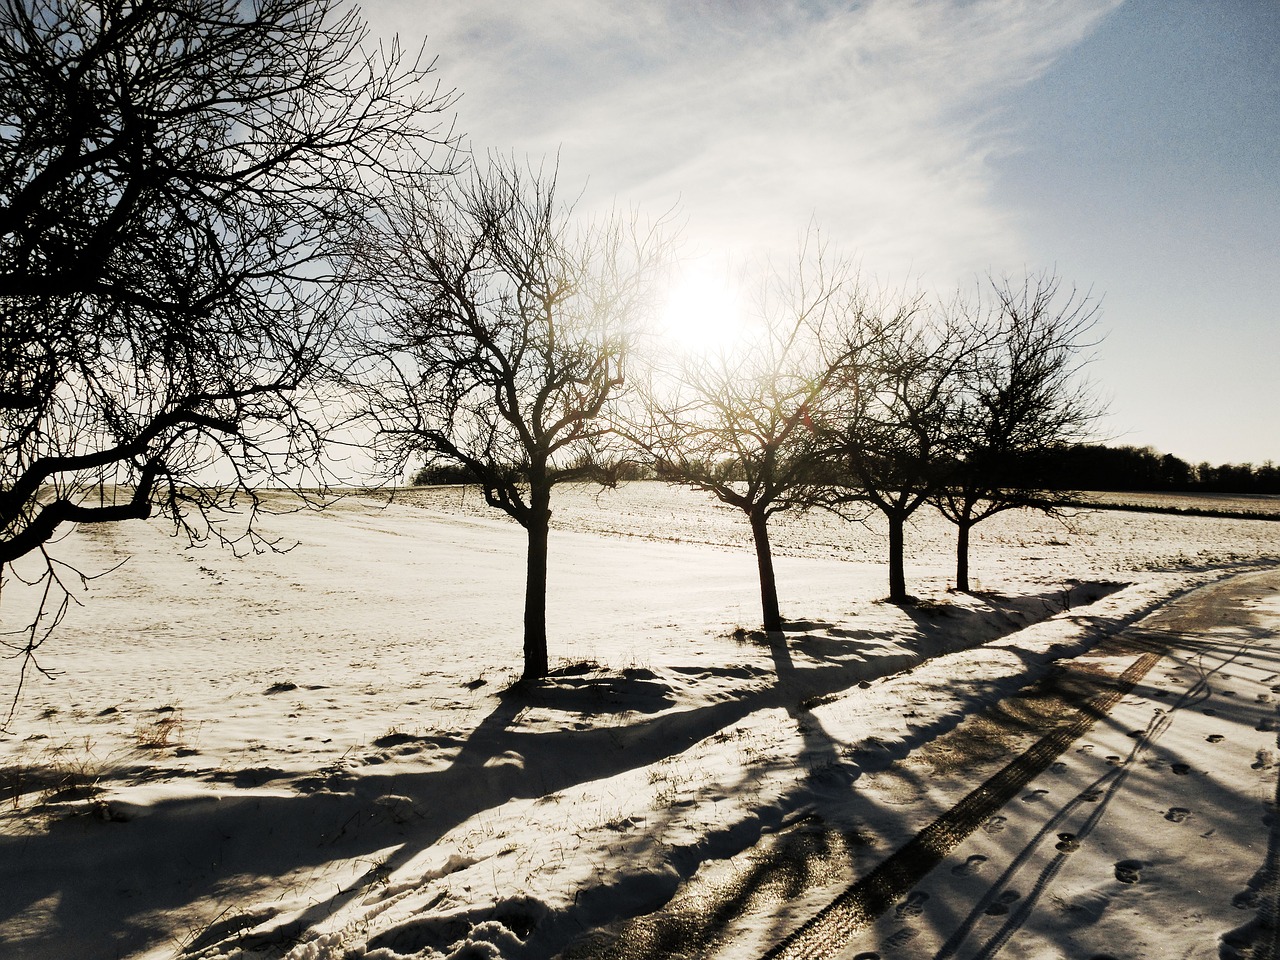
[
  {"left": 316, "top": 593, "right": 1161, "bottom": 959},
  {"left": 0, "top": 658, "right": 877, "bottom": 956},
  {"left": 556, "top": 634, "right": 869, "bottom": 960},
  {"left": 0, "top": 585, "right": 1129, "bottom": 958},
  {"left": 563, "top": 671, "right": 1036, "bottom": 960},
  {"left": 565, "top": 596, "right": 1280, "bottom": 960},
  {"left": 789, "top": 582, "right": 1126, "bottom": 669}
]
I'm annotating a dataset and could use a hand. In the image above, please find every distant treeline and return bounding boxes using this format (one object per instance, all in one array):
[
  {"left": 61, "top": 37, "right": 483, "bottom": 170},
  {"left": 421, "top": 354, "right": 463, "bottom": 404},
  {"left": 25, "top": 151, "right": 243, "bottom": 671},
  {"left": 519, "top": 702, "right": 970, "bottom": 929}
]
[
  {"left": 412, "top": 461, "right": 656, "bottom": 486},
  {"left": 1012, "top": 444, "right": 1280, "bottom": 495},
  {"left": 414, "top": 444, "right": 1280, "bottom": 495}
]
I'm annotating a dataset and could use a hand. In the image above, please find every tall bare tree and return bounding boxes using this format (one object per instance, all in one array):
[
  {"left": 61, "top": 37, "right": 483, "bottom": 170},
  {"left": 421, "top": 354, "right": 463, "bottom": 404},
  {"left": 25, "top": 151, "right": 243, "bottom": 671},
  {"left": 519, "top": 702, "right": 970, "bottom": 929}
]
[
  {"left": 0, "top": 0, "right": 452, "bottom": 704},
  {"left": 933, "top": 273, "right": 1104, "bottom": 591},
  {"left": 344, "top": 159, "right": 669, "bottom": 679},
  {"left": 822, "top": 297, "right": 968, "bottom": 604},
  {"left": 634, "top": 245, "right": 860, "bottom": 633}
]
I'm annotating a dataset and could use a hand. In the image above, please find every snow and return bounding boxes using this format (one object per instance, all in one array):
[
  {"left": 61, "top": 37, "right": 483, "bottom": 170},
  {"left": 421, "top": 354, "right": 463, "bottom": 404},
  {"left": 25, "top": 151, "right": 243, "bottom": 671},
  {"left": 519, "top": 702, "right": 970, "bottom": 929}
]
[{"left": 1, "top": 482, "right": 1278, "bottom": 959}]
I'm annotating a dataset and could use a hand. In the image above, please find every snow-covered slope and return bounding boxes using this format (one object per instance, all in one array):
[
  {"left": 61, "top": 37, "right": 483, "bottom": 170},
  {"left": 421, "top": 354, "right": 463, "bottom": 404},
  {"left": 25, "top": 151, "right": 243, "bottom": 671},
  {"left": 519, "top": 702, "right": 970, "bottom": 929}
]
[{"left": 1, "top": 484, "right": 1277, "bottom": 959}]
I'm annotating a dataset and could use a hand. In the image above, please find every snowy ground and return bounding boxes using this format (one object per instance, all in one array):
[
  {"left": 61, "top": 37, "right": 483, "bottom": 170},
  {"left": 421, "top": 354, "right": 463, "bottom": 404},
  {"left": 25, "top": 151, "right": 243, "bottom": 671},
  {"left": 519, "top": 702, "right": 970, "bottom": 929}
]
[{"left": 1, "top": 483, "right": 1278, "bottom": 959}]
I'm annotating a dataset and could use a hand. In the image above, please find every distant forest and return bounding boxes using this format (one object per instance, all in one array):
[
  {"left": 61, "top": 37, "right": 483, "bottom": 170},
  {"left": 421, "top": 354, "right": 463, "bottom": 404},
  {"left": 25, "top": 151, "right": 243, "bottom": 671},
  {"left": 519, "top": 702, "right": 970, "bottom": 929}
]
[
  {"left": 1011, "top": 444, "right": 1280, "bottom": 495},
  {"left": 415, "top": 444, "right": 1280, "bottom": 495}
]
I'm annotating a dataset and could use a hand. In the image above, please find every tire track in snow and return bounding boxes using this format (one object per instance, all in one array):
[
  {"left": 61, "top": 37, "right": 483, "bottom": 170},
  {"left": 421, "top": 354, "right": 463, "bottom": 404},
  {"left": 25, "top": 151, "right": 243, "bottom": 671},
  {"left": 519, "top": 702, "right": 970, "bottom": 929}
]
[
  {"left": 760, "top": 650, "right": 1163, "bottom": 960},
  {"left": 932, "top": 633, "right": 1246, "bottom": 959}
]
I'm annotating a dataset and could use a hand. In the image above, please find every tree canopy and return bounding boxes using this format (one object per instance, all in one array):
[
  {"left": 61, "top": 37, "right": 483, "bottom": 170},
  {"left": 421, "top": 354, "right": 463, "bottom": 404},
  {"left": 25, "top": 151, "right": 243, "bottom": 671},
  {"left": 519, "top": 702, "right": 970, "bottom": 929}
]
[
  {"left": 343, "top": 158, "right": 670, "bottom": 677},
  {"left": 0, "top": 0, "right": 452, "bottom": 700}
]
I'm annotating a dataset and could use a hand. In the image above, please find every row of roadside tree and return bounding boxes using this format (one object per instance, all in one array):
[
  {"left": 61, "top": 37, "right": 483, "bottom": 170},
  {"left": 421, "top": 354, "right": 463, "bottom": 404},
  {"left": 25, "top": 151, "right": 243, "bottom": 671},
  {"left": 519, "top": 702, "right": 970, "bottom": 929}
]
[
  {"left": 1, "top": 0, "right": 1102, "bottom": 694},
  {"left": 349, "top": 162, "right": 1104, "bottom": 678}
]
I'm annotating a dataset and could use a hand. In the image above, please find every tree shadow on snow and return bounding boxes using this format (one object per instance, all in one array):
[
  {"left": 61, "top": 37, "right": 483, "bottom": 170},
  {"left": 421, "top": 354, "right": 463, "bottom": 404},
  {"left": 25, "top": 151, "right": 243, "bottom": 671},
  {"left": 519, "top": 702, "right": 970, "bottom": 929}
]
[
  {"left": 564, "top": 609, "right": 1280, "bottom": 960},
  {"left": 0, "top": 581, "right": 1128, "bottom": 958}
]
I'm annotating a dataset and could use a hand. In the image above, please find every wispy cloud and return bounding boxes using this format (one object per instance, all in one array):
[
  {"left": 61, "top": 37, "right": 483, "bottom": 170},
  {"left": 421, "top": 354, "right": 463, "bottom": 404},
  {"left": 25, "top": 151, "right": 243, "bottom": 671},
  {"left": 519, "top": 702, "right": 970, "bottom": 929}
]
[{"left": 370, "top": 0, "right": 1121, "bottom": 280}]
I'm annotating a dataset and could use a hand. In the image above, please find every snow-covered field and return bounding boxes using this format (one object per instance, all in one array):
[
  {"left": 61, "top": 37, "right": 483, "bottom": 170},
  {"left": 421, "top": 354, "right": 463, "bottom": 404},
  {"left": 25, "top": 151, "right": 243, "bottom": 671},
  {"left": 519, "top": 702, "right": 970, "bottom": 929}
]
[{"left": 2, "top": 482, "right": 1279, "bottom": 959}]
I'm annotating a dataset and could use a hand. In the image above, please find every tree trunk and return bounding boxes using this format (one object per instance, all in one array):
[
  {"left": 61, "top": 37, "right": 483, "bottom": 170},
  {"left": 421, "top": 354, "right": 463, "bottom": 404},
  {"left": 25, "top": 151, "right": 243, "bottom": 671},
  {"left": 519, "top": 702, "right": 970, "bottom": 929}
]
[
  {"left": 956, "top": 518, "right": 972, "bottom": 593},
  {"left": 523, "top": 485, "right": 551, "bottom": 680},
  {"left": 749, "top": 510, "right": 783, "bottom": 633},
  {"left": 887, "top": 512, "right": 908, "bottom": 603}
]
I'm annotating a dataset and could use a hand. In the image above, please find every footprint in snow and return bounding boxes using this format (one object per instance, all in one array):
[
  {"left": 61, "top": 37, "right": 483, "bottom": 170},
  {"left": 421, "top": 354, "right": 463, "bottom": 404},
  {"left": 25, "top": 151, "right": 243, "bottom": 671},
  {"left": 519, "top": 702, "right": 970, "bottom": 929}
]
[
  {"left": 1207, "top": 734, "right": 1226, "bottom": 743},
  {"left": 1078, "top": 743, "right": 1096, "bottom": 754},
  {"left": 884, "top": 927, "right": 919, "bottom": 947},
  {"left": 1165, "top": 807, "right": 1191, "bottom": 823},
  {"left": 852, "top": 953, "right": 881, "bottom": 960},
  {"left": 1170, "top": 763, "right": 1191, "bottom": 775},
  {"left": 1204, "top": 708, "right": 1218, "bottom": 716},
  {"left": 894, "top": 891, "right": 929, "bottom": 920},
  {"left": 1081, "top": 789, "right": 1103, "bottom": 802},
  {"left": 1259, "top": 718, "right": 1278, "bottom": 732},
  {"left": 952, "top": 855, "right": 988, "bottom": 876},
  {"left": 1022, "top": 788, "right": 1050, "bottom": 802},
  {"left": 1105, "top": 755, "right": 1123, "bottom": 766},
  {"left": 983, "top": 890, "right": 1022, "bottom": 916},
  {"left": 1252, "top": 750, "right": 1275, "bottom": 771},
  {"left": 1115, "top": 860, "right": 1143, "bottom": 884},
  {"left": 1055, "top": 832, "right": 1081, "bottom": 853},
  {"left": 982, "top": 815, "right": 1007, "bottom": 835}
]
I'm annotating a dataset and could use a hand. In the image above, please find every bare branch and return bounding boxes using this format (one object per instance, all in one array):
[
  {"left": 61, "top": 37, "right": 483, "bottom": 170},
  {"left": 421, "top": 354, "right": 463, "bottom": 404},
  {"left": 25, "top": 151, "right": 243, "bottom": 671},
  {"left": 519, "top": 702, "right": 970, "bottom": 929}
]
[
  {"left": 931, "top": 270, "right": 1107, "bottom": 591},
  {"left": 627, "top": 231, "right": 865, "bottom": 630},
  {"left": 341, "top": 155, "right": 672, "bottom": 677},
  {"left": 0, "top": 0, "right": 456, "bottom": 707}
]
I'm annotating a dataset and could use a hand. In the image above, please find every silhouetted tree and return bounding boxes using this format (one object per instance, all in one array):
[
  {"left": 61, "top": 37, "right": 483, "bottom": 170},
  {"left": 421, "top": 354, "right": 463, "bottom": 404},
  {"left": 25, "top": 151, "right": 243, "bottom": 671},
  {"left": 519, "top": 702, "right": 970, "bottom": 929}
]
[
  {"left": 934, "top": 272, "right": 1104, "bottom": 591},
  {"left": 1159, "top": 453, "right": 1193, "bottom": 489},
  {"left": 0, "top": 0, "right": 451, "bottom": 708},
  {"left": 634, "top": 242, "right": 861, "bottom": 632},
  {"left": 992, "top": 445, "right": 1279, "bottom": 496},
  {"left": 821, "top": 292, "right": 954, "bottom": 604},
  {"left": 344, "top": 159, "right": 669, "bottom": 679},
  {"left": 1256, "top": 462, "right": 1280, "bottom": 494},
  {"left": 411, "top": 463, "right": 479, "bottom": 485}
]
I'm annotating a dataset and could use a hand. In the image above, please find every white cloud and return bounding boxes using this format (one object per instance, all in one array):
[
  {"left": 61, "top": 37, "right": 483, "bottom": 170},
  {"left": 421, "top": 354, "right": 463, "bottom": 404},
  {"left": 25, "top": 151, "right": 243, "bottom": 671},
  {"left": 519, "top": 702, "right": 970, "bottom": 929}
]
[{"left": 366, "top": 0, "right": 1122, "bottom": 283}]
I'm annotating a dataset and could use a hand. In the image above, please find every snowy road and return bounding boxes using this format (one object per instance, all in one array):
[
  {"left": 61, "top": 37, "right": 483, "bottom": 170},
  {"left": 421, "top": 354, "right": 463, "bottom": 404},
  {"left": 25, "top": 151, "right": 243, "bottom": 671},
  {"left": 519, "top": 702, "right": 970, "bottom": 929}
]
[
  {"left": 789, "top": 567, "right": 1280, "bottom": 960},
  {"left": 570, "top": 567, "right": 1280, "bottom": 960}
]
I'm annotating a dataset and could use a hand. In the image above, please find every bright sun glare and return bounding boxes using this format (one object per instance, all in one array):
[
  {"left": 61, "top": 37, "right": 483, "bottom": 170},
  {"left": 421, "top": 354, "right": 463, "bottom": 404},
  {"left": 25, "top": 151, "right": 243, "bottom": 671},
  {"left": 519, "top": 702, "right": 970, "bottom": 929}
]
[{"left": 658, "top": 264, "right": 745, "bottom": 354}]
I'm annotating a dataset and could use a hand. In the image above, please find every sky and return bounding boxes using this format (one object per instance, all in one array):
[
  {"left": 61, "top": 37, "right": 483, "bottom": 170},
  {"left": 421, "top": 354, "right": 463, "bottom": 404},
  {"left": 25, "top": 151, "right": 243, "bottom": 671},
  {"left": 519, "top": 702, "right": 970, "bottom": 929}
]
[{"left": 362, "top": 0, "right": 1279, "bottom": 466}]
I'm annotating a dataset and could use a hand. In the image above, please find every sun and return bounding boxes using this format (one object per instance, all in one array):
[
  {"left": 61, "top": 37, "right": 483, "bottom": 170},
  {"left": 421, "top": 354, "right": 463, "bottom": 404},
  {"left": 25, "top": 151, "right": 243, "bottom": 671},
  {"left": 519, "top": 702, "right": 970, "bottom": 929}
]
[{"left": 657, "top": 262, "right": 746, "bottom": 354}]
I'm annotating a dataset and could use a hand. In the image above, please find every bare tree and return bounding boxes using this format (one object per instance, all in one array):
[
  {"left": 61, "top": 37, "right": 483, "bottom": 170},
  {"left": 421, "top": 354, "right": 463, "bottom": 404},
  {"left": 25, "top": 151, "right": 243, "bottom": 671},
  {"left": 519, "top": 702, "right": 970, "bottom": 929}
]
[
  {"left": 822, "top": 297, "right": 967, "bottom": 604},
  {"left": 0, "top": 0, "right": 453, "bottom": 711},
  {"left": 633, "top": 245, "right": 859, "bottom": 633},
  {"left": 344, "top": 159, "right": 669, "bottom": 680},
  {"left": 933, "top": 272, "right": 1104, "bottom": 591}
]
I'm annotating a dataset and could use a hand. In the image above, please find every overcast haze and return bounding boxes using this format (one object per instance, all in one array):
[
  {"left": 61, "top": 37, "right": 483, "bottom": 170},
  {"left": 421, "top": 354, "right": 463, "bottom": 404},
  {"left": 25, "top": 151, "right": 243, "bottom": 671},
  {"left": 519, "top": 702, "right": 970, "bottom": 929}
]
[{"left": 365, "top": 0, "right": 1279, "bottom": 467}]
